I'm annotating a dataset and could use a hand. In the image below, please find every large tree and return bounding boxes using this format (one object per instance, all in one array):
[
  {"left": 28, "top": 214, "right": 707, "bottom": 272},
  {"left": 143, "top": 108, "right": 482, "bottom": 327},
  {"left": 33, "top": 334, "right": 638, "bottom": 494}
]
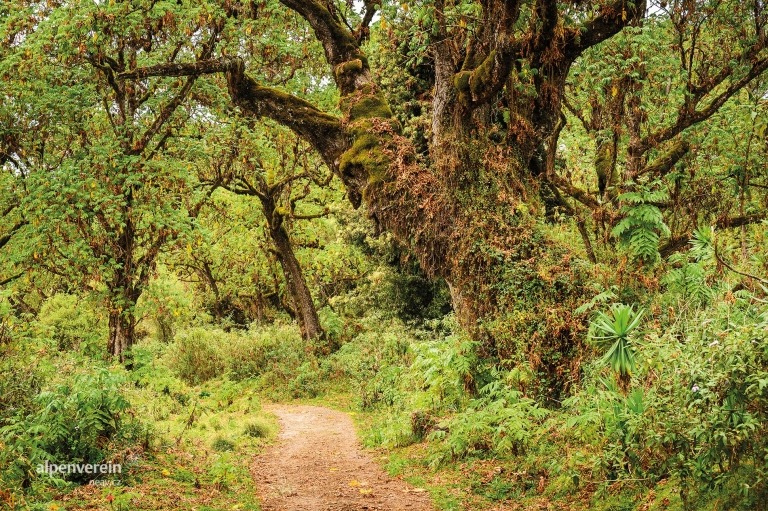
[
  {"left": 115, "top": 0, "right": 767, "bottom": 383},
  {"left": 0, "top": 0, "right": 225, "bottom": 360},
  {"left": 5, "top": 0, "right": 767, "bottom": 377}
]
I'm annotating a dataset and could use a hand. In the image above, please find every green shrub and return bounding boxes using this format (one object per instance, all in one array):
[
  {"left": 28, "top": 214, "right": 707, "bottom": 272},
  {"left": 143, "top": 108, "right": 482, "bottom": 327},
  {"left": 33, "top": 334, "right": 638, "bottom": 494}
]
[
  {"left": 0, "top": 289, "right": 13, "bottom": 346},
  {"left": 0, "top": 356, "right": 42, "bottom": 423},
  {"left": 207, "top": 453, "right": 239, "bottom": 490},
  {"left": 286, "top": 361, "right": 323, "bottom": 398},
  {"left": 566, "top": 287, "right": 768, "bottom": 510},
  {"left": 243, "top": 419, "right": 272, "bottom": 439},
  {"left": 410, "top": 333, "right": 480, "bottom": 410},
  {"left": 165, "top": 328, "right": 227, "bottom": 385},
  {"left": 35, "top": 294, "right": 104, "bottom": 355},
  {"left": 225, "top": 323, "right": 306, "bottom": 382},
  {"left": 211, "top": 437, "right": 235, "bottom": 452},
  {"left": 318, "top": 306, "right": 344, "bottom": 343},
  {"left": 0, "top": 368, "right": 142, "bottom": 490},
  {"left": 427, "top": 378, "right": 548, "bottom": 467}
]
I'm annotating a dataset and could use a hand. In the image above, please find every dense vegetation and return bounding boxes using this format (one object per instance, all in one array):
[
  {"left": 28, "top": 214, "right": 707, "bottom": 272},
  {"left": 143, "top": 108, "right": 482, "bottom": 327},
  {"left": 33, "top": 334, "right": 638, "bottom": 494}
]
[{"left": 1, "top": 0, "right": 767, "bottom": 509}]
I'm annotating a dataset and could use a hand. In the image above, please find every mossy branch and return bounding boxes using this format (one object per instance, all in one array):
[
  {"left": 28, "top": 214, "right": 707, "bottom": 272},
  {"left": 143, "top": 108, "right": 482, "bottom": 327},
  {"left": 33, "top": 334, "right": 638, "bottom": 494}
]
[
  {"left": 225, "top": 62, "right": 349, "bottom": 173},
  {"left": 279, "top": 0, "right": 367, "bottom": 93},
  {"left": 636, "top": 140, "right": 690, "bottom": 178}
]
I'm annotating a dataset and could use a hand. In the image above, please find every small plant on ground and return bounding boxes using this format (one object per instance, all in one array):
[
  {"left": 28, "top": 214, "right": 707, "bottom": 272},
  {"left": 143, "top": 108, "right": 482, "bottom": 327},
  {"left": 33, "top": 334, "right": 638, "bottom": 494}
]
[{"left": 588, "top": 304, "right": 644, "bottom": 379}]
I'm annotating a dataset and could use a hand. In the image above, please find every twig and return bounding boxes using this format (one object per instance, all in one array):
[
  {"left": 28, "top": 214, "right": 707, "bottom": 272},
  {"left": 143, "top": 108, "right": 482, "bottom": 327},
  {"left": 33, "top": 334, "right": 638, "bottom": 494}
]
[
  {"left": 713, "top": 240, "right": 768, "bottom": 285},
  {"left": 175, "top": 402, "right": 198, "bottom": 446}
]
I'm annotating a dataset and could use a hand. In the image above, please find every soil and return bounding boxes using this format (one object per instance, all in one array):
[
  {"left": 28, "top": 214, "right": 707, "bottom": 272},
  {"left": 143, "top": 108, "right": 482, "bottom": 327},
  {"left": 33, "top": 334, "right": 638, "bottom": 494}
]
[{"left": 251, "top": 404, "right": 435, "bottom": 511}]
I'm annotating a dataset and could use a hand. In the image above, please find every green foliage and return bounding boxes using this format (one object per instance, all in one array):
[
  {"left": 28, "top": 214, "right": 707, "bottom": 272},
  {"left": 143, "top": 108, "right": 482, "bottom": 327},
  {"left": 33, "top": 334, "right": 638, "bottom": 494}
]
[
  {"left": 207, "top": 453, "right": 239, "bottom": 491},
  {"left": 588, "top": 304, "right": 644, "bottom": 377},
  {"left": 427, "top": 377, "right": 547, "bottom": 467},
  {"left": 0, "top": 0, "right": 766, "bottom": 509},
  {"left": 360, "top": 322, "right": 548, "bottom": 469},
  {"left": 0, "top": 368, "right": 140, "bottom": 490},
  {"left": 663, "top": 227, "right": 717, "bottom": 306},
  {"left": 318, "top": 306, "right": 344, "bottom": 342},
  {"left": 564, "top": 281, "right": 768, "bottom": 510},
  {"left": 243, "top": 419, "right": 273, "bottom": 439},
  {"left": 35, "top": 294, "right": 105, "bottom": 355},
  {"left": 612, "top": 188, "right": 671, "bottom": 264},
  {"left": 574, "top": 286, "right": 618, "bottom": 315},
  {"left": 411, "top": 333, "right": 480, "bottom": 410},
  {"left": 165, "top": 328, "right": 227, "bottom": 385},
  {"left": 211, "top": 437, "right": 235, "bottom": 452},
  {"left": 0, "top": 289, "right": 13, "bottom": 345},
  {"left": 0, "top": 351, "right": 43, "bottom": 425},
  {"left": 163, "top": 322, "right": 330, "bottom": 398},
  {"left": 225, "top": 323, "right": 306, "bottom": 383},
  {"left": 138, "top": 272, "right": 204, "bottom": 343}
]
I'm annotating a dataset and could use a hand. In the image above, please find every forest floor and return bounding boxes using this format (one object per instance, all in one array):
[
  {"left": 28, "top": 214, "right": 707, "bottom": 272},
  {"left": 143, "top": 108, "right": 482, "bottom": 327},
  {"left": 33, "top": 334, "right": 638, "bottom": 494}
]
[{"left": 251, "top": 404, "right": 434, "bottom": 511}]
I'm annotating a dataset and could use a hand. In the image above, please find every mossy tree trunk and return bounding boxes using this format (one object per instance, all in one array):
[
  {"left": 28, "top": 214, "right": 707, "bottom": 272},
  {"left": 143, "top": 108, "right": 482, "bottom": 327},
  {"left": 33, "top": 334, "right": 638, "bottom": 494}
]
[
  {"left": 116, "top": 0, "right": 647, "bottom": 390},
  {"left": 262, "top": 195, "right": 324, "bottom": 343},
  {"left": 120, "top": 0, "right": 638, "bottom": 386},
  {"left": 108, "top": 307, "right": 136, "bottom": 362},
  {"left": 106, "top": 252, "right": 142, "bottom": 362},
  {"left": 104, "top": 207, "right": 164, "bottom": 362}
]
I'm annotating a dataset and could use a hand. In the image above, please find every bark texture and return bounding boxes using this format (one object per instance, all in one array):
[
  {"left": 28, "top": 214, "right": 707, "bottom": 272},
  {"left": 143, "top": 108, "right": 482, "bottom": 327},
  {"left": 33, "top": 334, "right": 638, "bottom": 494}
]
[
  {"left": 108, "top": 308, "right": 136, "bottom": 362},
  {"left": 261, "top": 195, "right": 324, "bottom": 343}
]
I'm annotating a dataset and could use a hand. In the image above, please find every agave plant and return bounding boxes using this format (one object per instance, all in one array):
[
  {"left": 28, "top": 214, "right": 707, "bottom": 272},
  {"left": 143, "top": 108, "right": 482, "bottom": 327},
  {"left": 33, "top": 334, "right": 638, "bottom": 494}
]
[{"left": 588, "top": 304, "right": 644, "bottom": 377}]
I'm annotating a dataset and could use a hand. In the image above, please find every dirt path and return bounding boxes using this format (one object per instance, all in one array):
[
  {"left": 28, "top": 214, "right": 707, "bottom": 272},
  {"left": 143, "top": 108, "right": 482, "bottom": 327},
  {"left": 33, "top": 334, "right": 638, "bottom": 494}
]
[{"left": 251, "top": 404, "right": 435, "bottom": 511}]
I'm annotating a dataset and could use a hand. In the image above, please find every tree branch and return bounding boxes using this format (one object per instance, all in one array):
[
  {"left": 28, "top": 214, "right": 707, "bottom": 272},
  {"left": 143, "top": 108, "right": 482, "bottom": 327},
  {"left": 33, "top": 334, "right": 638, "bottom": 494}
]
[
  {"left": 118, "top": 59, "right": 238, "bottom": 80},
  {"left": 639, "top": 52, "right": 768, "bottom": 154},
  {"left": 714, "top": 241, "right": 768, "bottom": 285},
  {"left": 278, "top": 0, "right": 366, "bottom": 93},
  {"left": 635, "top": 139, "right": 690, "bottom": 178},
  {"left": 0, "top": 272, "right": 23, "bottom": 287},
  {"left": 225, "top": 62, "right": 349, "bottom": 172},
  {"left": 0, "top": 221, "right": 27, "bottom": 251},
  {"left": 563, "top": 0, "right": 647, "bottom": 62},
  {"left": 661, "top": 214, "right": 768, "bottom": 257},
  {"left": 119, "top": 59, "right": 349, "bottom": 172},
  {"left": 550, "top": 175, "right": 600, "bottom": 209}
]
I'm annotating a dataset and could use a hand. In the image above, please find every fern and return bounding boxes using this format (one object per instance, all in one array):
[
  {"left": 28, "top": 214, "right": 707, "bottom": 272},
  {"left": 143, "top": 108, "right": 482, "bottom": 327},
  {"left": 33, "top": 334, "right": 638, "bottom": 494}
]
[
  {"left": 426, "top": 378, "right": 547, "bottom": 466},
  {"left": 612, "top": 188, "right": 670, "bottom": 264},
  {"left": 575, "top": 286, "right": 619, "bottom": 315},
  {"left": 0, "top": 368, "right": 135, "bottom": 488},
  {"left": 662, "top": 228, "right": 715, "bottom": 305},
  {"left": 663, "top": 258, "right": 713, "bottom": 304},
  {"left": 412, "top": 335, "right": 478, "bottom": 410},
  {"left": 689, "top": 226, "right": 715, "bottom": 262}
]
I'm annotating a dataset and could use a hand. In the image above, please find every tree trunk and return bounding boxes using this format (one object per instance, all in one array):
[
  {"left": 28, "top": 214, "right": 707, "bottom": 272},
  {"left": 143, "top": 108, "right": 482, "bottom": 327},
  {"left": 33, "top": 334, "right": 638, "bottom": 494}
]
[
  {"left": 218, "top": 1, "right": 646, "bottom": 393},
  {"left": 201, "top": 260, "right": 227, "bottom": 320},
  {"left": 273, "top": 229, "right": 323, "bottom": 342},
  {"left": 106, "top": 217, "right": 144, "bottom": 362},
  {"left": 108, "top": 307, "right": 136, "bottom": 362},
  {"left": 260, "top": 196, "right": 324, "bottom": 343}
]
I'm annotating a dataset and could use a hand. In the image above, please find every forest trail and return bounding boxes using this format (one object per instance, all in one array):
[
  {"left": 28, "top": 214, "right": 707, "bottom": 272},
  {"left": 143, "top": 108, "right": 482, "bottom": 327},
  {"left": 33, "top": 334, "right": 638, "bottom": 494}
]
[{"left": 250, "top": 404, "right": 434, "bottom": 511}]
